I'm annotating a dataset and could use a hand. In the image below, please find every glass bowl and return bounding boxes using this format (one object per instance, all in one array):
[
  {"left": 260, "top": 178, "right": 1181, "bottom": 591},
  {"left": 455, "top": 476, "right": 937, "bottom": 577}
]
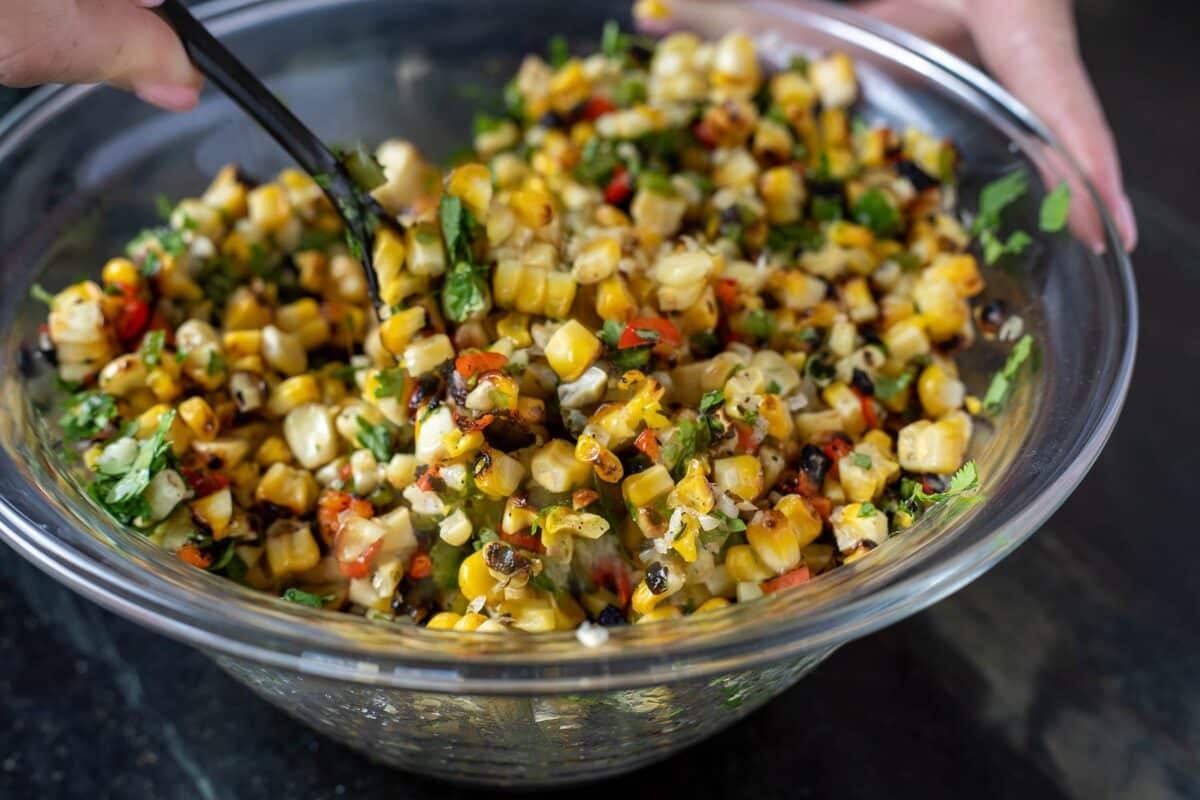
[{"left": 0, "top": 0, "right": 1135, "bottom": 787}]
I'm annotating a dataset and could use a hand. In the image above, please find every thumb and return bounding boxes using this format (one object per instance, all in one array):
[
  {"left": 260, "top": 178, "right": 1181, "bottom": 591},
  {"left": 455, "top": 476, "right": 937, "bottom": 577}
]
[{"left": 105, "top": 0, "right": 204, "bottom": 110}]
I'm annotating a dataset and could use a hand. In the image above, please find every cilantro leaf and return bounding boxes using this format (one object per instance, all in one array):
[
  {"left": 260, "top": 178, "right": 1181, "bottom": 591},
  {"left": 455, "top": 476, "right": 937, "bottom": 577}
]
[
  {"left": 663, "top": 418, "right": 712, "bottom": 474},
  {"left": 858, "top": 502, "right": 877, "bottom": 518},
  {"left": 852, "top": 188, "right": 901, "bottom": 237},
  {"left": 874, "top": 372, "right": 913, "bottom": 401},
  {"left": 743, "top": 309, "right": 775, "bottom": 342},
  {"left": 430, "top": 539, "right": 466, "bottom": 590},
  {"left": 30, "top": 284, "right": 56, "bottom": 306},
  {"left": 89, "top": 412, "right": 178, "bottom": 525},
  {"left": 548, "top": 34, "right": 569, "bottom": 68},
  {"left": 982, "top": 334, "right": 1034, "bottom": 415},
  {"left": 206, "top": 350, "right": 226, "bottom": 377},
  {"left": 767, "top": 222, "right": 824, "bottom": 254},
  {"left": 907, "top": 460, "right": 980, "bottom": 507},
  {"left": 441, "top": 260, "right": 491, "bottom": 322},
  {"left": 610, "top": 345, "right": 651, "bottom": 371},
  {"left": 139, "top": 330, "right": 166, "bottom": 367},
  {"left": 356, "top": 416, "right": 394, "bottom": 462},
  {"left": 281, "top": 588, "right": 330, "bottom": 608},
  {"left": 601, "top": 20, "right": 629, "bottom": 59},
  {"left": 811, "top": 195, "right": 843, "bottom": 222},
  {"left": 851, "top": 452, "right": 873, "bottom": 469},
  {"left": 60, "top": 391, "right": 118, "bottom": 442},
  {"left": 439, "top": 195, "right": 467, "bottom": 262},
  {"left": 980, "top": 228, "right": 1032, "bottom": 265},
  {"left": 699, "top": 390, "right": 724, "bottom": 416},
  {"left": 373, "top": 367, "right": 406, "bottom": 399},
  {"left": 972, "top": 170, "right": 1027, "bottom": 234},
  {"left": 598, "top": 319, "right": 624, "bottom": 348},
  {"left": 1039, "top": 182, "right": 1071, "bottom": 232}
]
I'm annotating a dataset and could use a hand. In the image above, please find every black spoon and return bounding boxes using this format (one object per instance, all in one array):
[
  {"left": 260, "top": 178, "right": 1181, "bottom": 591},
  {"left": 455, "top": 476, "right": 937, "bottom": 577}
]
[{"left": 152, "top": 0, "right": 391, "bottom": 309}]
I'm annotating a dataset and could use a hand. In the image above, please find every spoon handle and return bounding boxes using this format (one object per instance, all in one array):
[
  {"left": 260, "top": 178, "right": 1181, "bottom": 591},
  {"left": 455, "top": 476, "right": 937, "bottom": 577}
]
[{"left": 153, "top": 0, "right": 341, "bottom": 179}]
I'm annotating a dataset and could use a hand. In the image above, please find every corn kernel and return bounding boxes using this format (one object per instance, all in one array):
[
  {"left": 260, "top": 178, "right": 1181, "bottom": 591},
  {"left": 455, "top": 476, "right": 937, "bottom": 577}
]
[
  {"left": 544, "top": 320, "right": 601, "bottom": 382},
  {"left": 178, "top": 396, "right": 219, "bottom": 442},
  {"left": 724, "top": 544, "right": 773, "bottom": 582},
  {"left": 712, "top": 455, "right": 764, "bottom": 502},
  {"left": 621, "top": 464, "right": 675, "bottom": 507},
  {"left": 458, "top": 550, "right": 495, "bottom": 600}
]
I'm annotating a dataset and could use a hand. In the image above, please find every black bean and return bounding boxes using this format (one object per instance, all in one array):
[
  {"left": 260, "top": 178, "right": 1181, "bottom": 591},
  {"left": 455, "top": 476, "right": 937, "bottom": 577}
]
[
  {"left": 799, "top": 444, "right": 832, "bottom": 486},
  {"left": 979, "top": 299, "right": 1009, "bottom": 334},
  {"left": 896, "top": 159, "right": 938, "bottom": 192},
  {"left": 538, "top": 110, "right": 565, "bottom": 129},
  {"left": 645, "top": 561, "right": 670, "bottom": 595},
  {"left": 851, "top": 368, "right": 875, "bottom": 396},
  {"left": 597, "top": 605, "right": 627, "bottom": 626}
]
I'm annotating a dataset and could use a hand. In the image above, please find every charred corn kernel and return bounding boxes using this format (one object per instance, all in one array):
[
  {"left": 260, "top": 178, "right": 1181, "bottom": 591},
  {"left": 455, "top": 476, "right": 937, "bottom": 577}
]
[
  {"left": 496, "top": 312, "right": 532, "bottom": 347},
  {"left": 458, "top": 550, "right": 495, "bottom": 600},
  {"left": 917, "top": 363, "right": 965, "bottom": 418},
  {"left": 101, "top": 257, "right": 140, "bottom": 288},
  {"left": 758, "top": 394, "right": 793, "bottom": 440},
  {"left": 775, "top": 495, "right": 823, "bottom": 548},
  {"left": 502, "top": 497, "right": 539, "bottom": 541},
  {"left": 712, "top": 455, "right": 764, "bottom": 502},
  {"left": 842, "top": 277, "right": 878, "bottom": 323},
  {"left": 542, "top": 506, "right": 610, "bottom": 540},
  {"left": 426, "top": 612, "right": 461, "bottom": 631},
  {"left": 255, "top": 463, "right": 319, "bottom": 515},
  {"left": 294, "top": 251, "right": 328, "bottom": 295},
  {"left": 574, "top": 433, "right": 623, "bottom": 483},
  {"left": 453, "top": 613, "right": 490, "bottom": 632},
  {"left": 178, "top": 396, "right": 219, "bottom": 441},
  {"left": 621, "top": 464, "right": 675, "bottom": 507},
  {"left": 747, "top": 510, "right": 801, "bottom": 574},
  {"left": 927, "top": 253, "right": 984, "bottom": 298},
  {"left": 380, "top": 307, "right": 427, "bottom": 356},
  {"left": 191, "top": 487, "right": 233, "bottom": 539},
  {"left": 224, "top": 288, "right": 273, "bottom": 332},
  {"left": 267, "top": 375, "right": 321, "bottom": 417},
  {"left": 897, "top": 417, "right": 969, "bottom": 474},
  {"left": 98, "top": 354, "right": 147, "bottom": 397},
  {"left": 473, "top": 446, "right": 526, "bottom": 498},
  {"left": 711, "top": 148, "right": 760, "bottom": 190},
  {"left": 636, "top": 605, "right": 682, "bottom": 624},
  {"left": 725, "top": 544, "right": 774, "bottom": 583},
  {"left": 402, "top": 333, "right": 454, "bottom": 376},
  {"left": 446, "top": 163, "right": 493, "bottom": 219},
  {"left": 531, "top": 439, "right": 592, "bottom": 493},
  {"left": 442, "top": 428, "right": 485, "bottom": 460},
  {"left": 752, "top": 118, "right": 794, "bottom": 162},
  {"left": 759, "top": 166, "right": 805, "bottom": 225},
  {"left": 831, "top": 503, "right": 888, "bottom": 552},
  {"left": 670, "top": 460, "right": 715, "bottom": 514},
  {"left": 572, "top": 237, "right": 621, "bottom": 285},
  {"left": 631, "top": 189, "right": 687, "bottom": 239},
  {"left": 544, "top": 320, "right": 601, "bottom": 382},
  {"left": 247, "top": 183, "right": 291, "bottom": 233},
  {"left": 256, "top": 435, "right": 293, "bottom": 466},
  {"left": 696, "top": 597, "right": 731, "bottom": 614},
  {"left": 913, "top": 277, "right": 969, "bottom": 341},
  {"left": 511, "top": 188, "right": 555, "bottom": 229},
  {"left": 543, "top": 271, "right": 577, "bottom": 319},
  {"left": 265, "top": 522, "right": 321, "bottom": 576},
  {"left": 882, "top": 319, "right": 930, "bottom": 364},
  {"left": 203, "top": 164, "right": 248, "bottom": 218}
]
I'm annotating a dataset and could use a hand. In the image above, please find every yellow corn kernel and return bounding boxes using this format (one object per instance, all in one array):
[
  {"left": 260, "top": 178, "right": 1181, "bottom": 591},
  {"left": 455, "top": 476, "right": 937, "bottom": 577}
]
[
  {"left": 810, "top": 51, "right": 857, "bottom": 108},
  {"left": 592, "top": 274, "right": 634, "bottom": 322},
  {"left": 912, "top": 277, "right": 969, "bottom": 341},
  {"left": 544, "top": 320, "right": 601, "bottom": 382},
  {"left": 203, "top": 164, "right": 248, "bottom": 219},
  {"left": 841, "top": 276, "right": 878, "bottom": 324},
  {"left": 224, "top": 288, "right": 273, "bottom": 332},
  {"left": 406, "top": 227, "right": 446, "bottom": 277},
  {"left": 458, "top": 550, "right": 495, "bottom": 600},
  {"left": 696, "top": 597, "right": 731, "bottom": 614},
  {"left": 758, "top": 394, "right": 794, "bottom": 441},
  {"left": 453, "top": 612, "right": 489, "bottom": 632},
  {"left": 491, "top": 260, "right": 524, "bottom": 309},
  {"left": 926, "top": 253, "right": 983, "bottom": 298},
  {"left": 543, "top": 271, "right": 578, "bottom": 319},
  {"left": 101, "top": 257, "right": 140, "bottom": 289},
  {"left": 178, "top": 396, "right": 219, "bottom": 442},
  {"left": 572, "top": 237, "right": 621, "bottom": 285},
  {"left": 759, "top": 166, "right": 805, "bottom": 225},
  {"left": 747, "top": 510, "right": 801, "bottom": 575},
  {"left": 275, "top": 298, "right": 331, "bottom": 349},
  {"left": 822, "top": 381, "right": 866, "bottom": 436},
  {"left": 575, "top": 433, "right": 624, "bottom": 483},
  {"left": 670, "top": 460, "right": 715, "bottom": 514},
  {"left": 829, "top": 221, "right": 874, "bottom": 249},
  {"left": 531, "top": 439, "right": 592, "bottom": 493},
  {"left": 710, "top": 31, "right": 761, "bottom": 98},
  {"left": 98, "top": 354, "right": 147, "bottom": 398},
  {"left": 380, "top": 307, "right": 427, "bottom": 356},
  {"left": 402, "top": 333, "right": 455, "bottom": 377},
  {"left": 542, "top": 506, "right": 610, "bottom": 540},
  {"left": 724, "top": 544, "right": 774, "bottom": 583},
  {"left": 145, "top": 369, "right": 180, "bottom": 403},
  {"left": 496, "top": 312, "right": 533, "bottom": 347},
  {"left": 135, "top": 404, "right": 191, "bottom": 456},
  {"left": 446, "top": 163, "right": 493, "bottom": 219},
  {"left": 712, "top": 455, "right": 764, "bottom": 502},
  {"left": 425, "top": 612, "right": 461, "bottom": 631},
  {"left": 368, "top": 228, "right": 406, "bottom": 307},
  {"left": 897, "top": 417, "right": 969, "bottom": 475},
  {"left": 636, "top": 605, "right": 682, "bottom": 624},
  {"left": 676, "top": 287, "right": 719, "bottom": 335},
  {"left": 442, "top": 428, "right": 485, "bottom": 460},
  {"left": 267, "top": 375, "right": 321, "bottom": 417},
  {"left": 472, "top": 446, "right": 526, "bottom": 498},
  {"left": 862, "top": 429, "right": 894, "bottom": 456},
  {"left": 882, "top": 319, "right": 930, "bottom": 364},
  {"left": 295, "top": 251, "right": 329, "bottom": 295},
  {"left": 247, "top": 183, "right": 292, "bottom": 234},
  {"left": 621, "top": 464, "right": 675, "bottom": 507},
  {"left": 965, "top": 394, "right": 982, "bottom": 416},
  {"left": 917, "top": 363, "right": 966, "bottom": 418},
  {"left": 255, "top": 463, "right": 319, "bottom": 515},
  {"left": 775, "top": 495, "right": 823, "bottom": 548},
  {"left": 511, "top": 188, "right": 556, "bottom": 230},
  {"left": 255, "top": 435, "right": 293, "bottom": 467},
  {"left": 222, "top": 330, "right": 262, "bottom": 359},
  {"left": 264, "top": 523, "right": 321, "bottom": 576}
]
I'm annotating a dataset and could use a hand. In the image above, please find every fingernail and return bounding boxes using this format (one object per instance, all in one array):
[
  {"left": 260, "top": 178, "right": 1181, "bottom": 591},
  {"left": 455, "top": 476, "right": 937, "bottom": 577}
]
[
  {"left": 1117, "top": 195, "right": 1138, "bottom": 251},
  {"left": 134, "top": 0, "right": 165, "bottom": 6},
  {"left": 135, "top": 83, "right": 199, "bottom": 112}
]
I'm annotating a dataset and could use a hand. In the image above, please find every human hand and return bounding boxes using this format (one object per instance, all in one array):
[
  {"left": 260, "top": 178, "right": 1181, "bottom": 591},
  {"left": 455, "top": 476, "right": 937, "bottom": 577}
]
[
  {"left": 637, "top": 0, "right": 1137, "bottom": 252},
  {"left": 0, "top": 0, "right": 202, "bottom": 111}
]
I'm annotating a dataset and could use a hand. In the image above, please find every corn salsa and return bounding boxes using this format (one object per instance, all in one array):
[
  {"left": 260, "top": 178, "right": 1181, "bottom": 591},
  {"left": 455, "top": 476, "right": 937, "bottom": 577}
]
[{"left": 40, "top": 26, "right": 994, "bottom": 633}]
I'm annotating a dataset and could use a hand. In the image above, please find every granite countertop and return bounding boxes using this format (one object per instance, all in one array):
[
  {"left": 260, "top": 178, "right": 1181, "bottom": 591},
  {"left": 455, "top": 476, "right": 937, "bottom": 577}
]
[{"left": 3, "top": 2, "right": 1199, "bottom": 798}]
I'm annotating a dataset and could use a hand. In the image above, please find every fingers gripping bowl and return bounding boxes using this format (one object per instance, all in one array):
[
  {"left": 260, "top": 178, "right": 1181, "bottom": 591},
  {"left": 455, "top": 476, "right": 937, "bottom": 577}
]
[{"left": 0, "top": 0, "right": 1134, "bottom": 787}]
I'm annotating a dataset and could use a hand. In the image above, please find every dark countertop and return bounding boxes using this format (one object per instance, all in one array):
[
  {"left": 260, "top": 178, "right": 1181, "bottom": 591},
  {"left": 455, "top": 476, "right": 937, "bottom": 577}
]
[{"left": 3, "top": 3, "right": 1199, "bottom": 798}]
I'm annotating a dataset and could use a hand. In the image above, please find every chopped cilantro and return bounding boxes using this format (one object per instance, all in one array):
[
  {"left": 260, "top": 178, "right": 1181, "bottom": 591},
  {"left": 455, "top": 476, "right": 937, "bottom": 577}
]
[
  {"left": 473, "top": 111, "right": 506, "bottom": 138},
  {"left": 430, "top": 539, "right": 466, "bottom": 590},
  {"left": 155, "top": 194, "right": 175, "bottom": 221},
  {"left": 529, "top": 573, "right": 560, "bottom": 595},
  {"left": 766, "top": 380, "right": 782, "bottom": 395},
  {"left": 638, "top": 170, "right": 676, "bottom": 196},
  {"left": 906, "top": 460, "right": 980, "bottom": 507},
  {"left": 972, "top": 170, "right": 1027, "bottom": 234},
  {"left": 601, "top": 20, "right": 630, "bottom": 59},
  {"left": 852, "top": 188, "right": 901, "bottom": 237},
  {"left": 767, "top": 222, "right": 824, "bottom": 254},
  {"left": 982, "top": 334, "right": 1034, "bottom": 415},
  {"left": 663, "top": 418, "right": 712, "bottom": 474},
  {"left": 139, "top": 330, "right": 166, "bottom": 367},
  {"left": 281, "top": 588, "right": 329, "bottom": 608},
  {"left": 858, "top": 502, "right": 878, "bottom": 518},
  {"left": 743, "top": 309, "right": 776, "bottom": 342},
  {"left": 610, "top": 345, "right": 651, "bottom": 371},
  {"left": 812, "top": 195, "right": 843, "bottom": 222},
  {"left": 1039, "top": 182, "right": 1071, "bottom": 232},
  {"left": 342, "top": 145, "right": 387, "bottom": 192},
  {"left": 356, "top": 416, "right": 394, "bottom": 462},
  {"left": 442, "top": 260, "right": 491, "bottom": 323},
  {"left": 613, "top": 76, "right": 647, "bottom": 107},
  {"left": 699, "top": 390, "right": 724, "bottom": 416},
  {"left": 851, "top": 452, "right": 873, "bottom": 470},
  {"left": 475, "top": 528, "right": 500, "bottom": 550},
  {"left": 548, "top": 34, "right": 569, "bottom": 68},
  {"left": 575, "top": 138, "right": 621, "bottom": 186},
  {"left": 788, "top": 55, "right": 809, "bottom": 74},
  {"left": 30, "top": 284, "right": 56, "bottom": 306},
  {"left": 206, "top": 350, "right": 225, "bottom": 377},
  {"left": 980, "top": 228, "right": 1032, "bottom": 265},
  {"left": 60, "top": 391, "right": 118, "bottom": 442},
  {"left": 88, "top": 411, "right": 177, "bottom": 525},
  {"left": 874, "top": 371, "right": 913, "bottom": 401},
  {"left": 373, "top": 367, "right": 406, "bottom": 399}
]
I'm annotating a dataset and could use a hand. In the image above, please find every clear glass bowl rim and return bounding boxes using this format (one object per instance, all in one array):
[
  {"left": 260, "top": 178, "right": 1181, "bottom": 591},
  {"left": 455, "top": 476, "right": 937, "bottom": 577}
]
[{"left": 0, "top": 0, "right": 1137, "bottom": 693}]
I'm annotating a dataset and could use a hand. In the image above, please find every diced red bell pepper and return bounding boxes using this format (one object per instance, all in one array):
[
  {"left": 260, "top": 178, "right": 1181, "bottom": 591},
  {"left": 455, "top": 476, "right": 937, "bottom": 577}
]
[
  {"left": 180, "top": 467, "right": 230, "bottom": 498},
  {"left": 317, "top": 489, "right": 374, "bottom": 546},
  {"left": 337, "top": 538, "right": 382, "bottom": 579},
  {"left": 854, "top": 388, "right": 879, "bottom": 429},
  {"left": 762, "top": 566, "right": 812, "bottom": 594},
  {"left": 715, "top": 278, "right": 739, "bottom": 311},
  {"left": 618, "top": 316, "right": 683, "bottom": 350},
  {"left": 114, "top": 285, "right": 150, "bottom": 343},
  {"left": 408, "top": 554, "right": 433, "bottom": 580},
  {"left": 582, "top": 96, "right": 617, "bottom": 120},
  {"left": 808, "top": 496, "right": 833, "bottom": 522},
  {"left": 500, "top": 530, "right": 544, "bottom": 553},
  {"left": 731, "top": 420, "right": 760, "bottom": 453},
  {"left": 177, "top": 544, "right": 213, "bottom": 569},
  {"left": 634, "top": 428, "right": 661, "bottom": 462},
  {"left": 455, "top": 351, "right": 508, "bottom": 380},
  {"left": 692, "top": 120, "right": 718, "bottom": 148},
  {"left": 604, "top": 165, "right": 634, "bottom": 206}
]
